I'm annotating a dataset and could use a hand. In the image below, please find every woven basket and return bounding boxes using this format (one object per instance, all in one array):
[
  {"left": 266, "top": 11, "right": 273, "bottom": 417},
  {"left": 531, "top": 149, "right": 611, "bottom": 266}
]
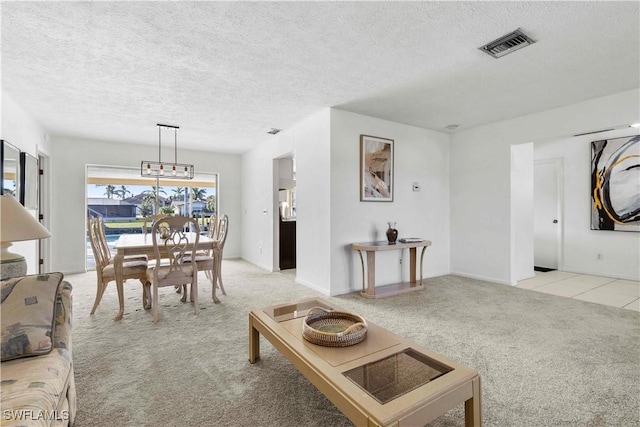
[{"left": 302, "top": 307, "right": 368, "bottom": 347}]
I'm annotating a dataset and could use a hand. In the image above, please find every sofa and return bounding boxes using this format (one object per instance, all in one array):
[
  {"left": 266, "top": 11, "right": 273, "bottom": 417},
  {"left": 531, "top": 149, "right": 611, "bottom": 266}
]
[{"left": 1, "top": 273, "right": 76, "bottom": 426}]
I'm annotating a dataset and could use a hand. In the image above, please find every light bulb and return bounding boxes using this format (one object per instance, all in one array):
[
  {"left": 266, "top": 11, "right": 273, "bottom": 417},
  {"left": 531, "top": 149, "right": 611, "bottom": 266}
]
[
  {"left": 146, "top": 163, "right": 151, "bottom": 175},
  {"left": 159, "top": 164, "right": 164, "bottom": 176},
  {"left": 172, "top": 165, "right": 177, "bottom": 176},
  {"left": 183, "top": 167, "right": 188, "bottom": 177}
]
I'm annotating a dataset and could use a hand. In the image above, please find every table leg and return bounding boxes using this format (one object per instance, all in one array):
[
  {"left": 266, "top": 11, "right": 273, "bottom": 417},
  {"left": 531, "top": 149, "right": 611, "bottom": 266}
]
[
  {"left": 366, "top": 251, "right": 376, "bottom": 297},
  {"left": 216, "top": 248, "right": 226, "bottom": 295},
  {"left": 113, "top": 253, "right": 125, "bottom": 321},
  {"left": 248, "top": 314, "right": 260, "bottom": 364},
  {"left": 409, "top": 247, "right": 417, "bottom": 284},
  {"left": 357, "top": 250, "right": 365, "bottom": 294},
  {"left": 419, "top": 246, "right": 429, "bottom": 285},
  {"left": 465, "top": 376, "right": 482, "bottom": 426},
  {"left": 212, "top": 251, "right": 220, "bottom": 304}
]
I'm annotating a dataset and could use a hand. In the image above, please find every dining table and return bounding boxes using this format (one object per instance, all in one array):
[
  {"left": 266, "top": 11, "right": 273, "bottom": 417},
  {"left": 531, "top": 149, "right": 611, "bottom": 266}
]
[{"left": 112, "top": 232, "right": 218, "bottom": 320}]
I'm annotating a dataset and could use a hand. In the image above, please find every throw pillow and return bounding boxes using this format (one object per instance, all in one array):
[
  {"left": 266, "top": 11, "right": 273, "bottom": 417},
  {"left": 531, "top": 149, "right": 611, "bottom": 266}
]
[{"left": 1, "top": 273, "right": 64, "bottom": 361}]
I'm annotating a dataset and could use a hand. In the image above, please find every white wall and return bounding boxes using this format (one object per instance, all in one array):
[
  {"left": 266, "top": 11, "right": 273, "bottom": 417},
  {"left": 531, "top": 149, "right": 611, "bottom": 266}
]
[
  {"left": 241, "top": 108, "right": 450, "bottom": 296},
  {"left": 329, "top": 109, "right": 451, "bottom": 295},
  {"left": 510, "top": 143, "right": 534, "bottom": 283},
  {"left": 535, "top": 128, "right": 640, "bottom": 280},
  {"left": 240, "top": 130, "right": 295, "bottom": 271},
  {"left": 451, "top": 89, "right": 640, "bottom": 284},
  {"left": 50, "top": 136, "right": 241, "bottom": 274},
  {"left": 294, "top": 111, "right": 332, "bottom": 293},
  {"left": 1, "top": 90, "right": 51, "bottom": 274},
  {"left": 240, "top": 109, "right": 331, "bottom": 295}
]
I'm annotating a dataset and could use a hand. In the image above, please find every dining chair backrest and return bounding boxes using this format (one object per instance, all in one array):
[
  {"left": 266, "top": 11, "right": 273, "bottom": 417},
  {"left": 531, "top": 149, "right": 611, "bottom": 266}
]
[
  {"left": 216, "top": 214, "right": 229, "bottom": 249},
  {"left": 95, "top": 216, "right": 113, "bottom": 263},
  {"left": 150, "top": 216, "right": 200, "bottom": 284},
  {"left": 143, "top": 214, "right": 169, "bottom": 235},
  {"left": 206, "top": 215, "right": 218, "bottom": 239},
  {"left": 87, "top": 216, "right": 109, "bottom": 269}
]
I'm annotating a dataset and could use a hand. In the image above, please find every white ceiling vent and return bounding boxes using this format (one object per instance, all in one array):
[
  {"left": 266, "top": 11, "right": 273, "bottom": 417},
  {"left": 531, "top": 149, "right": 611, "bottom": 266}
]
[{"left": 480, "top": 29, "right": 535, "bottom": 59}]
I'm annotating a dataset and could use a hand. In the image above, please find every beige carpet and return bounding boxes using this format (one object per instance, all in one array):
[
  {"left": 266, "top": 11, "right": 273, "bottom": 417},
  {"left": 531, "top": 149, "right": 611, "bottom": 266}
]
[{"left": 67, "top": 260, "right": 639, "bottom": 426}]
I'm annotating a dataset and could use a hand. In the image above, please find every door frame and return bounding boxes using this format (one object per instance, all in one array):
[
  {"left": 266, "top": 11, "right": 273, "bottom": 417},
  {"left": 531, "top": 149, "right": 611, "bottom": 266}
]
[
  {"left": 37, "top": 152, "right": 50, "bottom": 273},
  {"left": 534, "top": 157, "right": 564, "bottom": 271},
  {"left": 272, "top": 154, "right": 296, "bottom": 271}
]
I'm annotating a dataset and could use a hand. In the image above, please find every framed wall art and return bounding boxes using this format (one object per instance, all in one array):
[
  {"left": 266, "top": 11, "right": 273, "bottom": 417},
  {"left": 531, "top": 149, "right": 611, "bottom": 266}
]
[
  {"left": 1, "top": 140, "right": 21, "bottom": 199},
  {"left": 20, "top": 152, "right": 38, "bottom": 210},
  {"left": 591, "top": 134, "right": 639, "bottom": 232},
  {"left": 360, "top": 135, "right": 394, "bottom": 202}
]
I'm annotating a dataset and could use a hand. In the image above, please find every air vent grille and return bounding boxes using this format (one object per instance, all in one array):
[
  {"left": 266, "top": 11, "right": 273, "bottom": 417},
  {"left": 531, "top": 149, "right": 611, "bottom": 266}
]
[
  {"left": 480, "top": 29, "right": 535, "bottom": 58},
  {"left": 267, "top": 128, "right": 282, "bottom": 135}
]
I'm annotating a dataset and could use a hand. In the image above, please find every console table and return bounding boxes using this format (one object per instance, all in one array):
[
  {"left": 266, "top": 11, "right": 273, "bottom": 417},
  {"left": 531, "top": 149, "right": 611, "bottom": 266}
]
[{"left": 352, "top": 240, "right": 432, "bottom": 298}]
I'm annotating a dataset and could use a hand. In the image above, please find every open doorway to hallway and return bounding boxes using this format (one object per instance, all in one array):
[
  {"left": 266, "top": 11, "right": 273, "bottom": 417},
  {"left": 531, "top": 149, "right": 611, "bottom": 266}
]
[{"left": 275, "top": 155, "right": 296, "bottom": 270}]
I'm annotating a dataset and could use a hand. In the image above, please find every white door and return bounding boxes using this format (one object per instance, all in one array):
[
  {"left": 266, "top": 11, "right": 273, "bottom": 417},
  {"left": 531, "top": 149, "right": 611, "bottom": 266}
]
[{"left": 534, "top": 160, "right": 561, "bottom": 269}]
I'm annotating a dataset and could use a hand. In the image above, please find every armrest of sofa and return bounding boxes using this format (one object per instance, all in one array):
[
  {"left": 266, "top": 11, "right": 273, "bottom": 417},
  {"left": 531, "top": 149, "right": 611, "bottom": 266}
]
[{"left": 53, "top": 281, "right": 73, "bottom": 352}]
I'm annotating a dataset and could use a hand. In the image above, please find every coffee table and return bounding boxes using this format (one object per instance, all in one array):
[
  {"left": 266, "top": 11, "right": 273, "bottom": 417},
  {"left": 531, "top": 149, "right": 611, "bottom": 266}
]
[{"left": 249, "top": 298, "right": 481, "bottom": 427}]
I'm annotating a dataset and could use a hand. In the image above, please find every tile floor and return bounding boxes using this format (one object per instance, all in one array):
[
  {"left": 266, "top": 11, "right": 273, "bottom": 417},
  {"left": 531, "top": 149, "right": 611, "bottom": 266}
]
[{"left": 517, "top": 270, "right": 640, "bottom": 312}]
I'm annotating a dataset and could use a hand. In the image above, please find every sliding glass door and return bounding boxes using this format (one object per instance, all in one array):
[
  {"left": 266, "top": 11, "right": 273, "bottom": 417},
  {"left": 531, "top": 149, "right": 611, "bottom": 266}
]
[{"left": 85, "top": 165, "right": 217, "bottom": 269}]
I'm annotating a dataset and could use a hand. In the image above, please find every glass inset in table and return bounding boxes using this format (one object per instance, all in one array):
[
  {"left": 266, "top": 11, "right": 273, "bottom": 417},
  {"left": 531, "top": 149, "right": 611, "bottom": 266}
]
[{"left": 343, "top": 348, "right": 453, "bottom": 404}]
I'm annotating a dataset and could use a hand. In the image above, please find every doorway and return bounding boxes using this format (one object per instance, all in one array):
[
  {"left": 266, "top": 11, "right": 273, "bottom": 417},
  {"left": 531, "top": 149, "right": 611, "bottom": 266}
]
[
  {"left": 534, "top": 159, "right": 563, "bottom": 270},
  {"left": 274, "top": 155, "right": 296, "bottom": 270}
]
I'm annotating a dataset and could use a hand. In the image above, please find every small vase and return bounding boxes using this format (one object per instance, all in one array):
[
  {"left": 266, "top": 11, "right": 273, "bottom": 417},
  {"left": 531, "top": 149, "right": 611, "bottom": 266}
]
[{"left": 386, "top": 222, "right": 398, "bottom": 244}]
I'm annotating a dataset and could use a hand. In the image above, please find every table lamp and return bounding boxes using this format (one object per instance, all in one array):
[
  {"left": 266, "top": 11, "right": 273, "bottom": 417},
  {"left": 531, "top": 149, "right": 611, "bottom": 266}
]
[{"left": 1, "top": 194, "right": 51, "bottom": 279}]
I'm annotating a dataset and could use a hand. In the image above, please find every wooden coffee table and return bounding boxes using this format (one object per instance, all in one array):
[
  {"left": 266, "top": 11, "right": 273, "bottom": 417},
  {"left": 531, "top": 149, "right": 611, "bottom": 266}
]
[{"left": 249, "top": 298, "right": 481, "bottom": 427}]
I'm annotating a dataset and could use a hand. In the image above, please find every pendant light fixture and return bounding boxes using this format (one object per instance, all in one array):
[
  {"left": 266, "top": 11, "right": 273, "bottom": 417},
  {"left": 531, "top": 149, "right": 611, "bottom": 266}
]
[{"left": 140, "top": 124, "right": 194, "bottom": 179}]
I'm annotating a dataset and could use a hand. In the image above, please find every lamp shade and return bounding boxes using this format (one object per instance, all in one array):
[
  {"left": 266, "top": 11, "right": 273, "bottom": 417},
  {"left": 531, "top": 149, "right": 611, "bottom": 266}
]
[{"left": 1, "top": 194, "right": 51, "bottom": 243}]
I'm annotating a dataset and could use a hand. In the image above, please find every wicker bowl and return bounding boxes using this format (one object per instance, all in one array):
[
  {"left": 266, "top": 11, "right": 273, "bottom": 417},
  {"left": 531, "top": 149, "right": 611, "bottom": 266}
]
[{"left": 302, "top": 307, "right": 368, "bottom": 347}]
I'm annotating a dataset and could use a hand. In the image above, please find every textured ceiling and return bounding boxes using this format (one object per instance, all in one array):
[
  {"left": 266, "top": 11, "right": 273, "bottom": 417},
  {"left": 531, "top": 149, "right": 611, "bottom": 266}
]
[{"left": 2, "top": 1, "right": 639, "bottom": 154}]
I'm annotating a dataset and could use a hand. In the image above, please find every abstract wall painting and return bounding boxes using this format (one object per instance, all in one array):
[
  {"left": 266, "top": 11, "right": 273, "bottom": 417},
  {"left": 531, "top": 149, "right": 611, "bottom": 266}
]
[
  {"left": 591, "top": 134, "right": 640, "bottom": 232},
  {"left": 360, "top": 135, "right": 393, "bottom": 202}
]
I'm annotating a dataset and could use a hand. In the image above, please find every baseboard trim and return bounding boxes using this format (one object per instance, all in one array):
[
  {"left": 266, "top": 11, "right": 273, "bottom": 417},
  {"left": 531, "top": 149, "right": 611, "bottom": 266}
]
[
  {"left": 295, "top": 277, "right": 330, "bottom": 296},
  {"left": 422, "top": 271, "right": 453, "bottom": 280},
  {"left": 450, "top": 271, "right": 512, "bottom": 286},
  {"left": 63, "top": 269, "right": 88, "bottom": 275},
  {"left": 240, "top": 258, "right": 273, "bottom": 272}
]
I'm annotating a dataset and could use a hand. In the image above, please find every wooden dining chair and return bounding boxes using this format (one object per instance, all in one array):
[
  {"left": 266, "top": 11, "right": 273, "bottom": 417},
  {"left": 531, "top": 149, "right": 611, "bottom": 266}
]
[
  {"left": 207, "top": 214, "right": 218, "bottom": 244},
  {"left": 184, "top": 214, "right": 228, "bottom": 303},
  {"left": 146, "top": 215, "right": 200, "bottom": 322},
  {"left": 176, "top": 214, "right": 216, "bottom": 300},
  {"left": 87, "top": 216, "right": 151, "bottom": 316},
  {"left": 212, "top": 215, "right": 229, "bottom": 296},
  {"left": 96, "top": 216, "right": 148, "bottom": 264}
]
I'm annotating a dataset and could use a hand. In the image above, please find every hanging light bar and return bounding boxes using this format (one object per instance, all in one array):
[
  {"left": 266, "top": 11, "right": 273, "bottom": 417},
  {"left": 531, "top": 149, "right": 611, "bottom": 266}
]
[{"left": 140, "top": 124, "right": 195, "bottom": 179}]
